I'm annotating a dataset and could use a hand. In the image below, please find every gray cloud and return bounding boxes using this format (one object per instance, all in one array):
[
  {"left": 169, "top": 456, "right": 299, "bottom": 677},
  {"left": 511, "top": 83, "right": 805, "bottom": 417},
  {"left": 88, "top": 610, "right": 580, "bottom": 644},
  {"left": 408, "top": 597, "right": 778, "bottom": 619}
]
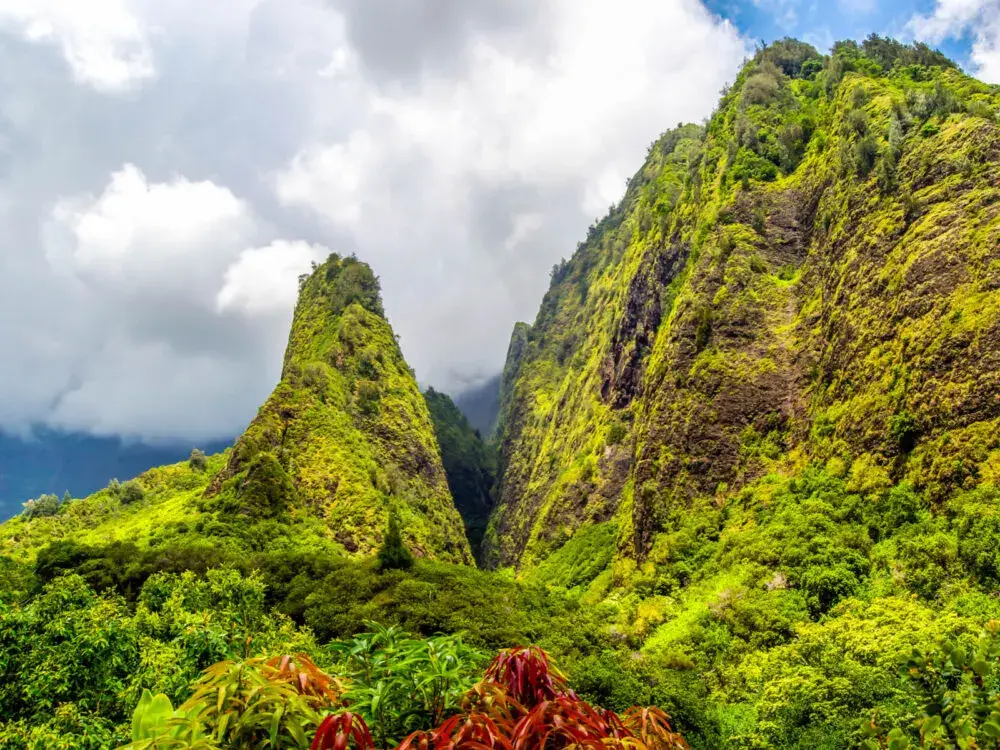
[
  {"left": 0, "top": 0, "right": 748, "bottom": 442},
  {"left": 333, "top": 0, "right": 547, "bottom": 84}
]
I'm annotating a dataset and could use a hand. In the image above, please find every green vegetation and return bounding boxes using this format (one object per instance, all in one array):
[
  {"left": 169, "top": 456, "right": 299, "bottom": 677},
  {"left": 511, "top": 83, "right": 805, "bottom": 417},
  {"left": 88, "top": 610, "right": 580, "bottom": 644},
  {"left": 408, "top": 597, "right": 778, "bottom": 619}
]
[
  {"left": 207, "top": 254, "right": 470, "bottom": 563},
  {"left": 3, "top": 35, "right": 1000, "bottom": 749},
  {"left": 486, "top": 34, "right": 1000, "bottom": 747},
  {"left": 376, "top": 512, "right": 414, "bottom": 571},
  {"left": 423, "top": 387, "right": 496, "bottom": 556}
]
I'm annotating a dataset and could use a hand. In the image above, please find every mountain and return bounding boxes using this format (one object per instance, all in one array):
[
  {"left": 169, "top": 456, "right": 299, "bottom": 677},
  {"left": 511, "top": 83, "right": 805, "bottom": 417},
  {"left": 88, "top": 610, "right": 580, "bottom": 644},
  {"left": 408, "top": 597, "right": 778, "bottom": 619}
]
[
  {"left": 452, "top": 374, "right": 502, "bottom": 438},
  {"left": 0, "top": 431, "right": 230, "bottom": 520},
  {"left": 0, "top": 254, "right": 471, "bottom": 564},
  {"left": 5, "top": 36, "right": 1000, "bottom": 750},
  {"left": 487, "top": 36, "right": 1000, "bottom": 569},
  {"left": 204, "top": 254, "right": 471, "bottom": 562},
  {"left": 423, "top": 387, "right": 496, "bottom": 557},
  {"left": 479, "top": 37, "right": 1000, "bottom": 744}
]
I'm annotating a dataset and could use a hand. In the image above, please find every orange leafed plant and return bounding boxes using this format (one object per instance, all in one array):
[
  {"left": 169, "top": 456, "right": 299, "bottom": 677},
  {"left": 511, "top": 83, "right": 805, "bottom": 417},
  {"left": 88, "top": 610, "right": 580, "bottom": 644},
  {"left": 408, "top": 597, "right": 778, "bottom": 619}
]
[
  {"left": 268, "top": 653, "right": 347, "bottom": 705},
  {"left": 311, "top": 711, "right": 376, "bottom": 750}
]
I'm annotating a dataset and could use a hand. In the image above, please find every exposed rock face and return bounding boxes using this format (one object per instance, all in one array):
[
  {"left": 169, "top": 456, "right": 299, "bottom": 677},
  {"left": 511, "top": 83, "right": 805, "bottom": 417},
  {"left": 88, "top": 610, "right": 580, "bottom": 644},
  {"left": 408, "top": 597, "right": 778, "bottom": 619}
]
[
  {"left": 207, "top": 254, "right": 472, "bottom": 564},
  {"left": 487, "top": 41, "right": 1000, "bottom": 569}
]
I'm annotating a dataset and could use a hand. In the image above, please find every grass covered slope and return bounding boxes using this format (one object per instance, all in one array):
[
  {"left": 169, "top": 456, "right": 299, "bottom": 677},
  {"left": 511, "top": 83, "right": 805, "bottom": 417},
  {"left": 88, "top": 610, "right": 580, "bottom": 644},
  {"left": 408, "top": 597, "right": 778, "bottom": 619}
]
[
  {"left": 0, "top": 453, "right": 229, "bottom": 564},
  {"left": 206, "top": 255, "right": 471, "bottom": 563}
]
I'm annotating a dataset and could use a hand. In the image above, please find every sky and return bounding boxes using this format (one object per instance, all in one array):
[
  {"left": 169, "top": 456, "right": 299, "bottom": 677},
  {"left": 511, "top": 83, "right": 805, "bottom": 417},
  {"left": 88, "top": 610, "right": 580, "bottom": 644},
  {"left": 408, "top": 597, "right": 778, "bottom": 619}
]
[{"left": 0, "top": 0, "right": 995, "bottom": 445}]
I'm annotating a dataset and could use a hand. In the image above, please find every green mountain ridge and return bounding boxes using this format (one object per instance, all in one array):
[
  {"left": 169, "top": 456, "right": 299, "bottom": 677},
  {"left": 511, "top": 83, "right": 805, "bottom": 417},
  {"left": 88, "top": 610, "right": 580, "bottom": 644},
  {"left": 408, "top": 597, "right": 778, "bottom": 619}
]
[
  {"left": 487, "top": 36, "right": 1000, "bottom": 570},
  {"left": 0, "top": 254, "right": 472, "bottom": 565},
  {"left": 5, "top": 35, "right": 1000, "bottom": 749}
]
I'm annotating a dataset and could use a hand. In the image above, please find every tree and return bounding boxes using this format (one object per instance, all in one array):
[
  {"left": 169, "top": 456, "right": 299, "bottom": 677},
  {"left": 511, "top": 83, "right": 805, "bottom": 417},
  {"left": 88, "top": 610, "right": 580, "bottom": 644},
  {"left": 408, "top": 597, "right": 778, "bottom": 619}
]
[
  {"left": 377, "top": 512, "right": 413, "bottom": 571},
  {"left": 21, "top": 493, "right": 61, "bottom": 520},
  {"left": 120, "top": 480, "right": 145, "bottom": 505},
  {"left": 188, "top": 448, "right": 207, "bottom": 472}
]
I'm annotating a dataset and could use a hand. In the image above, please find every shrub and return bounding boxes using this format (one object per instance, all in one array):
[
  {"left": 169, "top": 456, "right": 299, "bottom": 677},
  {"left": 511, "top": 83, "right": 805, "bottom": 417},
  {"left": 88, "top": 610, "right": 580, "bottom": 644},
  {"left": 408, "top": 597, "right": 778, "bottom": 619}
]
[
  {"left": 188, "top": 448, "right": 207, "bottom": 472},
  {"left": 730, "top": 147, "right": 779, "bottom": 183},
  {"left": 20, "top": 493, "right": 61, "bottom": 520},
  {"left": 356, "top": 380, "right": 381, "bottom": 416},
  {"left": 855, "top": 135, "right": 879, "bottom": 177},
  {"left": 120, "top": 480, "right": 145, "bottom": 505},
  {"left": 847, "top": 108, "right": 869, "bottom": 136},
  {"left": 377, "top": 513, "right": 414, "bottom": 572}
]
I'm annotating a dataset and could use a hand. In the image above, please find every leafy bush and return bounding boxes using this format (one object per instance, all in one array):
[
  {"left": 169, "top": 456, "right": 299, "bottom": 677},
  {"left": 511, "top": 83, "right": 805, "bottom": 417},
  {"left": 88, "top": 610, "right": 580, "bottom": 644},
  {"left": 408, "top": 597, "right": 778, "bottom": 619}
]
[
  {"left": 329, "top": 623, "right": 484, "bottom": 746},
  {"left": 21, "top": 493, "right": 61, "bottom": 519},
  {"left": 729, "top": 147, "right": 779, "bottom": 183},
  {"left": 188, "top": 448, "right": 208, "bottom": 472},
  {"left": 377, "top": 512, "right": 414, "bottom": 571},
  {"left": 120, "top": 479, "right": 146, "bottom": 505},
  {"left": 863, "top": 621, "right": 1000, "bottom": 748}
]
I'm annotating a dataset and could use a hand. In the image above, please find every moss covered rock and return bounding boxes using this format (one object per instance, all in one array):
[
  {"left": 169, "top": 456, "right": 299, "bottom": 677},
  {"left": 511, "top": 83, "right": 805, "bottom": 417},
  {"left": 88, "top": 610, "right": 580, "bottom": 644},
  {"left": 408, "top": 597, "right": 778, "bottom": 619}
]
[
  {"left": 488, "top": 38, "right": 1000, "bottom": 569},
  {"left": 206, "top": 254, "right": 472, "bottom": 563}
]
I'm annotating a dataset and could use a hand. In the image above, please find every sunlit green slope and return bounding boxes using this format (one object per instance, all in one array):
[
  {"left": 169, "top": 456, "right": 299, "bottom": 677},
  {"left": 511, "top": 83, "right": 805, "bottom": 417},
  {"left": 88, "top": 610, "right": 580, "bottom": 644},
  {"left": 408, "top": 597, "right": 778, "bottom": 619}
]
[
  {"left": 0, "top": 255, "right": 472, "bottom": 564},
  {"left": 488, "top": 37, "right": 1000, "bottom": 570}
]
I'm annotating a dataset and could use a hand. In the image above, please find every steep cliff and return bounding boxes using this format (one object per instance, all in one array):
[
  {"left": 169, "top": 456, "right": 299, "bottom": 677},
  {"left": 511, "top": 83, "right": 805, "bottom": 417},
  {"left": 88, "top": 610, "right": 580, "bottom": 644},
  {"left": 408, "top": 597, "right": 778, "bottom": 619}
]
[
  {"left": 423, "top": 387, "right": 496, "bottom": 557},
  {"left": 488, "top": 37, "right": 1000, "bottom": 570},
  {"left": 206, "top": 254, "right": 472, "bottom": 563}
]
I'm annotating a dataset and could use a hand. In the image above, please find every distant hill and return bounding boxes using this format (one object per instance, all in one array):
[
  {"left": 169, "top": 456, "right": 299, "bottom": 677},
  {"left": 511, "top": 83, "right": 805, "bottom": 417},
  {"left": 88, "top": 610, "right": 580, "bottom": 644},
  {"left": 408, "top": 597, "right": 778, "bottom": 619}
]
[{"left": 0, "top": 431, "right": 230, "bottom": 520}]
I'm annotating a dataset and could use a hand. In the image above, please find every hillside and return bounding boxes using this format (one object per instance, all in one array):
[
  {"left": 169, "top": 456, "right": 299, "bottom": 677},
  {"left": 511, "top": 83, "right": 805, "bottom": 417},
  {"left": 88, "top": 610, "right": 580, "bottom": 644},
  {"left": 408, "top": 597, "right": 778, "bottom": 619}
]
[
  {"left": 0, "top": 432, "right": 230, "bottom": 521},
  {"left": 489, "top": 37, "right": 1000, "bottom": 568},
  {"left": 485, "top": 36, "right": 1000, "bottom": 746},
  {"left": 0, "top": 255, "right": 472, "bottom": 565},
  {"left": 423, "top": 387, "right": 496, "bottom": 556},
  {"left": 5, "top": 35, "right": 1000, "bottom": 750}
]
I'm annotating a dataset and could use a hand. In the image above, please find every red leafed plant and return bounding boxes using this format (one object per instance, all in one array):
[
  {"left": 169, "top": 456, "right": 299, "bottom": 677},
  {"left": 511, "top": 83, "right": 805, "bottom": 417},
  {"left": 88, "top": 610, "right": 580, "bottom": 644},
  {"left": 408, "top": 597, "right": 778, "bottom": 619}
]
[
  {"left": 397, "top": 713, "right": 514, "bottom": 750},
  {"left": 311, "top": 711, "right": 376, "bottom": 750},
  {"left": 482, "top": 646, "right": 574, "bottom": 707},
  {"left": 312, "top": 645, "right": 687, "bottom": 750}
]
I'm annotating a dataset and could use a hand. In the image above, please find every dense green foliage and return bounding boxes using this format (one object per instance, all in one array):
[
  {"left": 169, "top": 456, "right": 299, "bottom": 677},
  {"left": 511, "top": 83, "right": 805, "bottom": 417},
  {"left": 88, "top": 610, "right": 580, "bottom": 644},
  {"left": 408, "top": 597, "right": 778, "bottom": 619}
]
[
  {"left": 487, "top": 35, "right": 1000, "bottom": 748},
  {"left": 0, "top": 553, "right": 696, "bottom": 747},
  {"left": 2, "top": 35, "right": 1000, "bottom": 749},
  {"left": 423, "top": 387, "right": 496, "bottom": 556}
]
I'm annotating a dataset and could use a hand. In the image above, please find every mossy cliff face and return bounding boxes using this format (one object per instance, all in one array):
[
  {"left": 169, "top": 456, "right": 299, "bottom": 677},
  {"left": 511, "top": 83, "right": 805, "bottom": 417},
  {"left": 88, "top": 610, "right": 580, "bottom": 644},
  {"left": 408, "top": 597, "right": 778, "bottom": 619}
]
[
  {"left": 488, "top": 39, "right": 1000, "bottom": 569},
  {"left": 207, "top": 255, "right": 472, "bottom": 563},
  {"left": 423, "top": 388, "right": 496, "bottom": 558}
]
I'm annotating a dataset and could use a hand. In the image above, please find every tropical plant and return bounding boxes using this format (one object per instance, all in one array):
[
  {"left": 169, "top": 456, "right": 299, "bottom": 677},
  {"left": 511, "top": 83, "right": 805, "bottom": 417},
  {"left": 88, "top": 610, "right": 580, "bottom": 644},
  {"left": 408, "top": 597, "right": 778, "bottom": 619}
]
[
  {"left": 392, "top": 645, "right": 687, "bottom": 749},
  {"left": 329, "top": 623, "right": 484, "bottom": 747},
  {"left": 862, "top": 620, "right": 1000, "bottom": 748},
  {"left": 170, "top": 654, "right": 343, "bottom": 749}
]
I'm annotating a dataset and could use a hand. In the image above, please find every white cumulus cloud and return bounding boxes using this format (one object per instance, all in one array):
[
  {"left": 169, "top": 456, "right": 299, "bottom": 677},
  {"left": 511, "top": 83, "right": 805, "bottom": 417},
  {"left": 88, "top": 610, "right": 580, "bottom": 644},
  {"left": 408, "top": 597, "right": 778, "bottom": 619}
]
[
  {"left": 0, "top": 0, "right": 749, "bottom": 441},
  {"left": 217, "top": 240, "right": 330, "bottom": 317},
  {"left": 909, "top": 0, "right": 1000, "bottom": 83}
]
